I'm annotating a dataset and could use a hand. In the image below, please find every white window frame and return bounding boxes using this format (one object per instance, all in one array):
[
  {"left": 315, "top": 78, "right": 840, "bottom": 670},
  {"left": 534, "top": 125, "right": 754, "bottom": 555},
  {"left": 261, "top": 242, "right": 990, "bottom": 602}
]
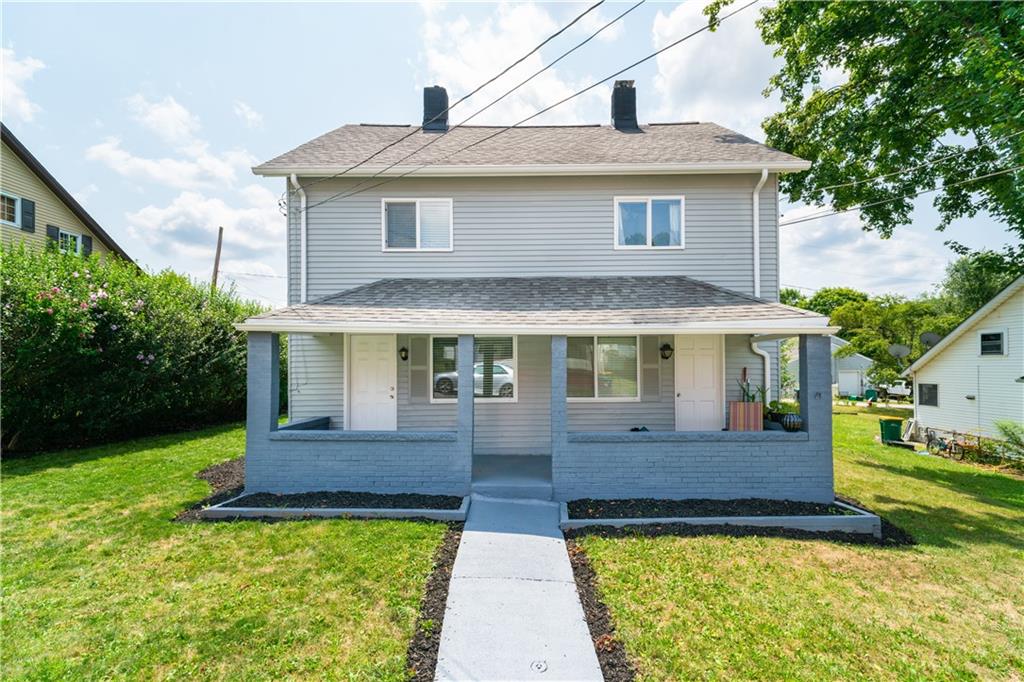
[
  {"left": 58, "top": 228, "right": 82, "bottom": 255},
  {"left": 566, "top": 335, "right": 642, "bottom": 402},
  {"left": 429, "top": 335, "right": 519, "bottom": 404},
  {"left": 381, "top": 198, "right": 454, "bottom": 252},
  {"left": 917, "top": 382, "right": 939, "bottom": 407},
  {"left": 612, "top": 196, "right": 685, "bottom": 250},
  {"left": 978, "top": 328, "right": 1007, "bottom": 357},
  {"left": 0, "top": 192, "right": 21, "bottom": 227}
]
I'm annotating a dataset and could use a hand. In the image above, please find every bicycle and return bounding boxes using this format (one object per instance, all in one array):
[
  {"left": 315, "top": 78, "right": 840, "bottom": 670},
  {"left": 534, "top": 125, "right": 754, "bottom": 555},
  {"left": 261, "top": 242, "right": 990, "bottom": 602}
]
[{"left": 925, "top": 428, "right": 966, "bottom": 460}]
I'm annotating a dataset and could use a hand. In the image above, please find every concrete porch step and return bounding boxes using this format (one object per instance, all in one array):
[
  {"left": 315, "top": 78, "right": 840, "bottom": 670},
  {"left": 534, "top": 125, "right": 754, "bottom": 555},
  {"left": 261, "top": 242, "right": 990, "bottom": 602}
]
[
  {"left": 471, "top": 455, "right": 553, "bottom": 501},
  {"left": 471, "top": 480, "right": 554, "bottom": 501}
]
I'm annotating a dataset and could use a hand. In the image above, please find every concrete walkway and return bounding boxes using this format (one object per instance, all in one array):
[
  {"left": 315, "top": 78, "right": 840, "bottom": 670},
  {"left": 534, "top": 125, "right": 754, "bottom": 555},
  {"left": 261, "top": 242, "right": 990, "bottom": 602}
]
[{"left": 435, "top": 496, "right": 602, "bottom": 681}]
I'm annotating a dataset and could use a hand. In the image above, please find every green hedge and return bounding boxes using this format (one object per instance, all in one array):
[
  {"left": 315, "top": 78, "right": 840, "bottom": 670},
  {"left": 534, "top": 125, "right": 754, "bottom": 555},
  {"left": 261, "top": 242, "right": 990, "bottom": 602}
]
[{"left": 1, "top": 245, "right": 276, "bottom": 453}]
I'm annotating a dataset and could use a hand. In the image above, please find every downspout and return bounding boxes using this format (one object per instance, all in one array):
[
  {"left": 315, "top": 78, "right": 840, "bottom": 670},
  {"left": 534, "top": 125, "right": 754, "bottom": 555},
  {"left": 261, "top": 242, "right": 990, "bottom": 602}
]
[
  {"left": 751, "top": 338, "right": 772, "bottom": 399},
  {"left": 289, "top": 173, "right": 307, "bottom": 303},
  {"left": 752, "top": 168, "right": 768, "bottom": 298}
]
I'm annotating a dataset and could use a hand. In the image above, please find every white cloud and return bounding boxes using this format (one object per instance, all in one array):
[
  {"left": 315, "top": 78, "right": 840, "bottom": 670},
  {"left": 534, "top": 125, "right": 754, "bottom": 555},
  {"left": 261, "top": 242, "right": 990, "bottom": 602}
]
[
  {"left": 419, "top": 1, "right": 606, "bottom": 125},
  {"left": 85, "top": 136, "right": 253, "bottom": 190},
  {"left": 779, "top": 205, "right": 949, "bottom": 297},
  {"left": 233, "top": 100, "right": 264, "bottom": 129},
  {"left": 126, "top": 94, "right": 200, "bottom": 145},
  {"left": 576, "top": 5, "right": 625, "bottom": 43},
  {"left": 125, "top": 183, "right": 283, "bottom": 262},
  {"left": 651, "top": 2, "right": 780, "bottom": 136},
  {"left": 1, "top": 48, "right": 45, "bottom": 123},
  {"left": 72, "top": 183, "right": 99, "bottom": 205}
]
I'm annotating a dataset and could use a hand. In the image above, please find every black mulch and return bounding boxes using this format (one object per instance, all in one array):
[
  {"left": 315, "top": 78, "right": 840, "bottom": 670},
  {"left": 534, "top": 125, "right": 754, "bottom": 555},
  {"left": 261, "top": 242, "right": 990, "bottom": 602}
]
[
  {"left": 568, "top": 497, "right": 855, "bottom": 520},
  {"left": 229, "top": 490, "right": 464, "bottom": 510},
  {"left": 407, "top": 524, "right": 463, "bottom": 681},
  {"left": 174, "top": 457, "right": 245, "bottom": 523},
  {"left": 565, "top": 540, "right": 636, "bottom": 682}
]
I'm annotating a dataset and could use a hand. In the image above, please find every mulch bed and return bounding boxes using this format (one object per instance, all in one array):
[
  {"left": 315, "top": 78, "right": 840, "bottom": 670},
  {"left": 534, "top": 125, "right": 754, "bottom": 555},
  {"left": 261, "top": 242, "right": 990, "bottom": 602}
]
[
  {"left": 229, "top": 490, "right": 464, "bottom": 510},
  {"left": 407, "top": 524, "right": 463, "bottom": 681},
  {"left": 568, "top": 497, "right": 855, "bottom": 520},
  {"left": 173, "top": 457, "right": 244, "bottom": 522},
  {"left": 565, "top": 540, "right": 636, "bottom": 681}
]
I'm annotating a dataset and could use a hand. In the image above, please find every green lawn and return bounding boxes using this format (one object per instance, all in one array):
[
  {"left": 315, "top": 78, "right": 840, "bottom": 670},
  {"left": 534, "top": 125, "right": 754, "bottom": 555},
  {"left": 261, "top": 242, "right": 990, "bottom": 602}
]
[
  {"left": 1, "top": 424, "right": 445, "bottom": 681},
  {"left": 580, "top": 410, "right": 1024, "bottom": 681}
]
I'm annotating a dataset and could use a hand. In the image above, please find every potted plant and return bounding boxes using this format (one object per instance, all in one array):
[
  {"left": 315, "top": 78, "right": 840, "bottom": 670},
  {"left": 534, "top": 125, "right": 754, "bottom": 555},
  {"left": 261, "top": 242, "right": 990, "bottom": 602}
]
[{"left": 729, "top": 369, "right": 763, "bottom": 432}]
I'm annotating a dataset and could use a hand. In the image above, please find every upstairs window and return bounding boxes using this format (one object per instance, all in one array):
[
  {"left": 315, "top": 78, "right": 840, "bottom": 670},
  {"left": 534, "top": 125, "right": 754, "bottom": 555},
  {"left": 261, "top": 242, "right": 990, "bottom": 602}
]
[
  {"left": 1, "top": 193, "right": 19, "bottom": 225},
  {"left": 980, "top": 331, "right": 1005, "bottom": 356},
  {"left": 382, "top": 198, "right": 452, "bottom": 251},
  {"left": 614, "top": 196, "right": 683, "bottom": 249},
  {"left": 59, "top": 229, "right": 81, "bottom": 255}
]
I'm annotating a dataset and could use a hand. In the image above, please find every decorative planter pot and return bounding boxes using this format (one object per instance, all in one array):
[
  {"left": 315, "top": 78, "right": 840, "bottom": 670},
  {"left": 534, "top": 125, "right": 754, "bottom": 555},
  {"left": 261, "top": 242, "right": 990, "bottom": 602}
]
[
  {"left": 728, "top": 401, "right": 763, "bottom": 431},
  {"left": 780, "top": 413, "right": 804, "bottom": 432}
]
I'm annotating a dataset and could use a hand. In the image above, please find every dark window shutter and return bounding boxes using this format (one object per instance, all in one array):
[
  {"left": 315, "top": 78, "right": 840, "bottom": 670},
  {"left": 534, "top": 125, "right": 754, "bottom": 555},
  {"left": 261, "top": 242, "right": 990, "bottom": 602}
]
[
  {"left": 640, "top": 335, "right": 661, "bottom": 402},
  {"left": 82, "top": 235, "right": 93, "bottom": 256},
  {"left": 408, "top": 336, "right": 429, "bottom": 402},
  {"left": 46, "top": 224, "right": 59, "bottom": 244},
  {"left": 20, "top": 199, "right": 35, "bottom": 232}
]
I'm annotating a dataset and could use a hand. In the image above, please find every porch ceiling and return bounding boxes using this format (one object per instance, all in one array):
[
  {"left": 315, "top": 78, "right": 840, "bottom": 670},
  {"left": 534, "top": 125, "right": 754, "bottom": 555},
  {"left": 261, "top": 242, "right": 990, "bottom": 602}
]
[{"left": 237, "top": 275, "right": 837, "bottom": 335}]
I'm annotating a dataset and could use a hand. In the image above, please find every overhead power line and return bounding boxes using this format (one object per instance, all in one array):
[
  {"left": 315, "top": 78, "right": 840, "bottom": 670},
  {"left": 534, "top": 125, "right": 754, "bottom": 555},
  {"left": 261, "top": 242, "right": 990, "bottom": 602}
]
[
  {"left": 780, "top": 163, "right": 1024, "bottom": 227},
  {"left": 303, "top": 0, "right": 760, "bottom": 212},
  {"left": 292, "top": 0, "right": 607, "bottom": 195},
  {"left": 314, "top": 0, "right": 647, "bottom": 204},
  {"left": 809, "top": 128, "right": 1024, "bottom": 194}
]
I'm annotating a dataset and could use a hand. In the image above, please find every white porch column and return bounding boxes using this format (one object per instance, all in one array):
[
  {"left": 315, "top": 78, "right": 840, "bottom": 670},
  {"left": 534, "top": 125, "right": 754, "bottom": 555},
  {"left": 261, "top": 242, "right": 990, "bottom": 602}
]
[
  {"left": 456, "top": 335, "right": 475, "bottom": 468},
  {"left": 246, "top": 331, "right": 280, "bottom": 438}
]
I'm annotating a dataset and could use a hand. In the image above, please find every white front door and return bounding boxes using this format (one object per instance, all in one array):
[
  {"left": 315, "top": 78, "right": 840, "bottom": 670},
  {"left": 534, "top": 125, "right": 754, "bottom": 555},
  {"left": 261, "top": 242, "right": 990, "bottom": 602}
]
[
  {"left": 349, "top": 334, "right": 397, "bottom": 431},
  {"left": 674, "top": 334, "right": 724, "bottom": 431}
]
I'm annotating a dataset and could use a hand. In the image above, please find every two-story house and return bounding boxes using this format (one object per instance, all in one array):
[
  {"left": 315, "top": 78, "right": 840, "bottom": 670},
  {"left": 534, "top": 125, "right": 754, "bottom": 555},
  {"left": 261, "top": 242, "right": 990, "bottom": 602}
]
[
  {"left": 1, "top": 123, "right": 131, "bottom": 261},
  {"left": 239, "top": 82, "right": 838, "bottom": 503}
]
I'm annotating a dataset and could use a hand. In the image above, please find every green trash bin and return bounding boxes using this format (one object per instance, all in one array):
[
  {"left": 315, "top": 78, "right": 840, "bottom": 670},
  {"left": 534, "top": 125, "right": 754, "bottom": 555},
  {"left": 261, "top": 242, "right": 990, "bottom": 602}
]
[
  {"left": 879, "top": 417, "right": 903, "bottom": 442},
  {"left": 864, "top": 388, "right": 878, "bottom": 401}
]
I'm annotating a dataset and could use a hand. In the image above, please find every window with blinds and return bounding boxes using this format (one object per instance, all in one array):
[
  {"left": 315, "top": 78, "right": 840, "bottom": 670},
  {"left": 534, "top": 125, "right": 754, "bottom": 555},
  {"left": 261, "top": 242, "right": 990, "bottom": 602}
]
[
  {"left": 567, "top": 336, "right": 639, "bottom": 400},
  {"left": 383, "top": 198, "right": 452, "bottom": 250},
  {"left": 429, "top": 336, "right": 517, "bottom": 402}
]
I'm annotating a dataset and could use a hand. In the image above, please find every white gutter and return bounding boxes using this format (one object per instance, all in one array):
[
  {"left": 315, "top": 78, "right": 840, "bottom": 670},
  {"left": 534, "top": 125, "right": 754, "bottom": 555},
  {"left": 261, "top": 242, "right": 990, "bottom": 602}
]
[
  {"left": 289, "top": 173, "right": 307, "bottom": 303},
  {"left": 750, "top": 338, "right": 772, "bottom": 398},
  {"left": 752, "top": 168, "right": 768, "bottom": 298},
  {"left": 253, "top": 160, "right": 812, "bottom": 178}
]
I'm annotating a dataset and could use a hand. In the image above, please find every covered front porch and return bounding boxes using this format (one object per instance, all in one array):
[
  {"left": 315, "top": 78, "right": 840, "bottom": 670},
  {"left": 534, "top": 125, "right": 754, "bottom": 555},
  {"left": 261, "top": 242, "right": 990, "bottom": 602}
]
[{"left": 239, "top": 276, "right": 838, "bottom": 502}]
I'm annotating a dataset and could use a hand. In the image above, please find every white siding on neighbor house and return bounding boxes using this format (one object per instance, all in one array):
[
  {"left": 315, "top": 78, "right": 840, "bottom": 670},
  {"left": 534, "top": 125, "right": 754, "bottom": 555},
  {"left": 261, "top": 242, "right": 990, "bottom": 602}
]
[
  {"left": 287, "top": 173, "right": 780, "bottom": 304},
  {"left": 913, "top": 291, "right": 1024, "bottom": 438},
  {"left": 287, "top": 334, "right": 345, "bottom": 428}
]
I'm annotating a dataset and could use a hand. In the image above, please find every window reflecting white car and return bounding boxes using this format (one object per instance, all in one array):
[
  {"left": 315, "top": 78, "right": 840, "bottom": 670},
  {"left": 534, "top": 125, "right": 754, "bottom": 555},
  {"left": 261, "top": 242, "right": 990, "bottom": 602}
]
[{"left": 434, "top": 362, "right": 514, "bottom": 397}]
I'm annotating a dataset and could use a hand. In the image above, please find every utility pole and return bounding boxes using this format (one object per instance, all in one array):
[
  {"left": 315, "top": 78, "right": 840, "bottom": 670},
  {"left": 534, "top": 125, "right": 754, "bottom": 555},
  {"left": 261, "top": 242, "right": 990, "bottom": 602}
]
[{"left": 211, "top": 226, "right": 224, "bottom": 292}]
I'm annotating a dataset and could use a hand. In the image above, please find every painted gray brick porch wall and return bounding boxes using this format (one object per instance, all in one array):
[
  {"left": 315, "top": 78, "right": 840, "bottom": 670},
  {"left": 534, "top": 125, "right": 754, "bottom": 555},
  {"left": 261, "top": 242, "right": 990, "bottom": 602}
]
[{"left": 550, "top": 334, "right": 834, "bottom": 503}]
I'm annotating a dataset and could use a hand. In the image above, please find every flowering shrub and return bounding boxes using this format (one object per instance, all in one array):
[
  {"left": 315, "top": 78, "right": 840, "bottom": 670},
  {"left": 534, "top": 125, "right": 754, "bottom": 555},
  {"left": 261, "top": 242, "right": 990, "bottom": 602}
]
[{"left": 1, "top": 246, "right": 273, "bottom": 453}]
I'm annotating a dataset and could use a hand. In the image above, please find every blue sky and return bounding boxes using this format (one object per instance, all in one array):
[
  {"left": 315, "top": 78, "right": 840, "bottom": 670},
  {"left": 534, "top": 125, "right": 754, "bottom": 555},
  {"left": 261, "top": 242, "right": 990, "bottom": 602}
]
[{"left": 3, "top": 1, "right": 1014, "bottom": 306}]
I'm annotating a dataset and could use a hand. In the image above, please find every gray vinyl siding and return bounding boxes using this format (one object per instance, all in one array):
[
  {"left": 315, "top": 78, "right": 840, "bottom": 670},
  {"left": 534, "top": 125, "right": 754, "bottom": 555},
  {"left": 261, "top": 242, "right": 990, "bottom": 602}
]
[
  {"left": 287, "top": 173, "right": 780, "bottom": 304},
  {"left": 287, "top": 333, "right": 344, "bottom": 428}
]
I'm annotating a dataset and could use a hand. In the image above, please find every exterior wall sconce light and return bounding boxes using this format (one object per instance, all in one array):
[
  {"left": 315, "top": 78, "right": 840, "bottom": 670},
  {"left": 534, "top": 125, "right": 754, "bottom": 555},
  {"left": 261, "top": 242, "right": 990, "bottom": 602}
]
[
  {"left": 399, "top": 347, "right": 409, "bottom": 362},
  {"left": 660, "top": 343, "right": 674, "bottom": 360}
]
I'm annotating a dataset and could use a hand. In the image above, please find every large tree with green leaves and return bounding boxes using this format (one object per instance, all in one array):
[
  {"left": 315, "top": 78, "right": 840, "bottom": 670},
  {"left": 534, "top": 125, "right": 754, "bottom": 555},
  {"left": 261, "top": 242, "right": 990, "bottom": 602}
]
[
  {"left": 941, "top": 249, "right": 1021, "bottom": 316},
  {"left": 708, "top": 1, "right": 1024, "bottom": 260}
]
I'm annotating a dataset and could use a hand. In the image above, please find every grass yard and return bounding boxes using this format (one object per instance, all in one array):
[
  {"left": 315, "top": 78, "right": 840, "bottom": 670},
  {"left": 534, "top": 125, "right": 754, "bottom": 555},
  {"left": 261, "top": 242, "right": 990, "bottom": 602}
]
[
  {"left": 579, "top": 409, "right": 1024, "bottom": 681},
  {"left": 1, "top": 424, "right": 446, "bottom": 681}
]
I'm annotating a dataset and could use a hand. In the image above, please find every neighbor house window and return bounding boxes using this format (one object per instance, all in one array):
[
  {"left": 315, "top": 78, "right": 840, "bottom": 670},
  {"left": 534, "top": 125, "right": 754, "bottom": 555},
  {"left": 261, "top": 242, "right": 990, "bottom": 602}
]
[
  {"left": 430, "top": 336, "right": 517, "bottom": 402},
  {"left": 0, "top": 193, "right": 19, "bottom": 225},
  {"left": 58, "top": 229, "right": 81, "bottom": 255},
  {"left": 567, "top": 336, "right": 639, "bottom": 400},
  {"left": 918, "top": 383, "right": 938, "bottom": 407},
  {"left": 980, "top": 331, "right": 1005, "bottom": 356},
  {"left": 614, "top": 196, "right": 683, "bottom": 248},
  {"left": 382, "top": 198, "right": 452, "bottom": 251}
]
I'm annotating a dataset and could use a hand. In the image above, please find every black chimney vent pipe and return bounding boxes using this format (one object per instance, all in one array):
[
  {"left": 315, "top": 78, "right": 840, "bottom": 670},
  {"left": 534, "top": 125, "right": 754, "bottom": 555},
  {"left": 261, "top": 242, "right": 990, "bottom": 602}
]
[
  {"left": 423, "top": 86, "right": 449, "bottom": 132},
  {"left": 611, "top": 80, "right": 640, "bottom": 132}
]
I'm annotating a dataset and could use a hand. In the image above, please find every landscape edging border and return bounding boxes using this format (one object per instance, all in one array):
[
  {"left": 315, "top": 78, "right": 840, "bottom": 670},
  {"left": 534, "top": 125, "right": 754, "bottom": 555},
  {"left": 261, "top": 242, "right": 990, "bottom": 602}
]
[
  {"left": 559, "top": 500, "right": 882, "bottom": 538},
  {"left": 200, "top": 495, "right": 471, "bottom": 521}
]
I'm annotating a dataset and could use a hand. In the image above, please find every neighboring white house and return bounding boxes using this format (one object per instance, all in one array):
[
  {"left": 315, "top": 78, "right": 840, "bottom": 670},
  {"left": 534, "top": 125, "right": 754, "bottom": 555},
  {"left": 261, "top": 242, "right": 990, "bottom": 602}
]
[
  {"left": 788, "top": 335, "right": 874, "bottom": 397},
  {"left": 903, "top": 276, "right": 1024, "bottom": 439}
]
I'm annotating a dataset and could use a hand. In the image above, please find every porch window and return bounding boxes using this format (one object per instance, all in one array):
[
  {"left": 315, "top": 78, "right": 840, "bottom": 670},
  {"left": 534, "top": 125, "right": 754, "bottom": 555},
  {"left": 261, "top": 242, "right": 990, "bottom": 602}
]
[
  {"left": 567, "top": 336, "right": 639, "bottom": 400},
  {"left": 614, "top": 196, "right": 683, "bottom": 249},
  {"left": 382, "top": 198, "right": 453, "bottom": 251},
  {"left": 430, "top": 336, "right": 517, "bottom": 402}
]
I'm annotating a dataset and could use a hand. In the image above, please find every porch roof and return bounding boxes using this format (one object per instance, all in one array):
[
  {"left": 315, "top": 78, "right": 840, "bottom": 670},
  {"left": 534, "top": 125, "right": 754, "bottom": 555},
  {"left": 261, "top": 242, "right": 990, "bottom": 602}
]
[{"left": 237, "top": 275, "right": 837, "bottom": 335}]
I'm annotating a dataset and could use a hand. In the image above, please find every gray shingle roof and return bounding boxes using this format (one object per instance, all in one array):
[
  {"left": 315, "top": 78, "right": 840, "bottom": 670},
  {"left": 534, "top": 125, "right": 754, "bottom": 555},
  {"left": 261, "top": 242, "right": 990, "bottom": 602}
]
[
  {"left": 252, "top": 123, "right": 808, "bottom": 175},
  {"left": 241, "top": 276, "right": 829, "bottom": 333}
]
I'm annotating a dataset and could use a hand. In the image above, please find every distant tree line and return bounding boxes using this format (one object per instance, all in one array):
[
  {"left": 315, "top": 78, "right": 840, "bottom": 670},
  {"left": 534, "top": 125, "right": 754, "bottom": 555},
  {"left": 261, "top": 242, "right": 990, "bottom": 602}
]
[{"left": 781, "top": 250, "right": 1020, "bottom": 388}]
